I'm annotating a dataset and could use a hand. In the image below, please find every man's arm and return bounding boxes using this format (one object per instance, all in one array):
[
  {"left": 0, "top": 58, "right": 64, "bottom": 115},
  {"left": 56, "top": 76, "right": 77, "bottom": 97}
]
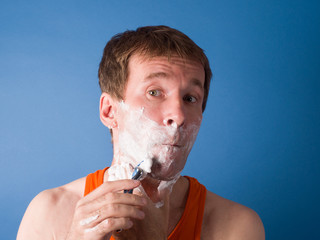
[
  {"left": 226, "top": 206, "right": 265, "bottom": 240},
  {"left": 17, "top": 189, "right": 63, "bottom": 240},
  {"left": 202, "top": 191, "right": 265, "bottom": 240}
]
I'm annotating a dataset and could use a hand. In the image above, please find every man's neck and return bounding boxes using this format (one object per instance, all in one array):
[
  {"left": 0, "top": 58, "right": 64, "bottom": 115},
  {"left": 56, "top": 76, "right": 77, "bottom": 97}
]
[
  {"left": 104, "top": 166, "right": 190, "bottom": 235},
  {"left": 103, "top": 165, "right": 189, "bottom": 209}
]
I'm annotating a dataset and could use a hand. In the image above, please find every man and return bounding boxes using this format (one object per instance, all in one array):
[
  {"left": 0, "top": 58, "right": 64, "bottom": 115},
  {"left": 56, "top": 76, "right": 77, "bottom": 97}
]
[{"left": 17, "top": 25, "right": 265, "bottom": 239}]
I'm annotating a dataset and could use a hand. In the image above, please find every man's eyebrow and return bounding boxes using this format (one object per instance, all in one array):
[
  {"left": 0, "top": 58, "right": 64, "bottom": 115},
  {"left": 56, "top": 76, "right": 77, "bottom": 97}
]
[
  {"left": 191, "top": 78, "right": 204, "bottom": 90},
  {"left": 145, "top": 72, "right": 204, "bottom": 90},
  {"left": 144, "top": 72, "right": 168, "bottom": 80}
]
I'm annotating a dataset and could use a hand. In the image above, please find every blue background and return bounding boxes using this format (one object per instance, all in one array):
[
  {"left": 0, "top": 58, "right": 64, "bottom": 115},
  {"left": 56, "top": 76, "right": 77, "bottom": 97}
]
[{"left": 1, "top": 0, "right": 319, "bottom": 239}]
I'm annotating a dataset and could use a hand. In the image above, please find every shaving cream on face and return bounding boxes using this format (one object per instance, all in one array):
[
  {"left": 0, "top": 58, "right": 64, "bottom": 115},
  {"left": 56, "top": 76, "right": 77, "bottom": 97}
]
[
  {"left": 107, "top": 161, "right": 133, "bottom": 181},
  {"left": 108, "top": 101, "right": 201, "bottom": 183}
]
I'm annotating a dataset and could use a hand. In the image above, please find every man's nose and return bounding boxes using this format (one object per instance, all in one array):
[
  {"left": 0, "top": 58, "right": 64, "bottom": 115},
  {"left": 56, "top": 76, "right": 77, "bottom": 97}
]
[{"left": 163, "top": 98, "right": 185, "bottom": 127}]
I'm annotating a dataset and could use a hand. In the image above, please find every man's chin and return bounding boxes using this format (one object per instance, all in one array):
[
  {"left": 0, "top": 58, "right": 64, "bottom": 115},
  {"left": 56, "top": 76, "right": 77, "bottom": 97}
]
[
  {"left": 148, "top": 169, "right": 181, "bottom": 182},
  {"left": 147, "top": 155, "right": 185, "bottom": 181}
]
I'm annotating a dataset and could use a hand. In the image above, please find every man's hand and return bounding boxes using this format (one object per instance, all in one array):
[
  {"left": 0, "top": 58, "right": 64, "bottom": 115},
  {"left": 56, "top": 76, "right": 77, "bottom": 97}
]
[{"left": 66, "top": 179, "right": 147, "bottom": 240}]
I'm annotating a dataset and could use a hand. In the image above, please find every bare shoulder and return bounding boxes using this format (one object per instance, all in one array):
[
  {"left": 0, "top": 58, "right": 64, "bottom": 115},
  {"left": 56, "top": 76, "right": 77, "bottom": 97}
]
[
  {"left": 201, "top": 190, "right": 265, "bottom": 240},
  {"left": 17, "top": 177, "right": 86, "bottom": 240}
]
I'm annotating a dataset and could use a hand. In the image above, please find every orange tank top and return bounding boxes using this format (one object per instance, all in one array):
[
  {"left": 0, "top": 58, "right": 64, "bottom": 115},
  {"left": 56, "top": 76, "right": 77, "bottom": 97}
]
[{"left": 84, "top": 168, "right": 207, "bottom": 240}]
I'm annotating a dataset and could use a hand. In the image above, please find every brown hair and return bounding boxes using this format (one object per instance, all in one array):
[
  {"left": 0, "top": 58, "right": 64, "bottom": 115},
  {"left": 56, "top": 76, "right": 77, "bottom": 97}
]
[{"left": 98, "top": 25, "right": 212, "bottom": 111}]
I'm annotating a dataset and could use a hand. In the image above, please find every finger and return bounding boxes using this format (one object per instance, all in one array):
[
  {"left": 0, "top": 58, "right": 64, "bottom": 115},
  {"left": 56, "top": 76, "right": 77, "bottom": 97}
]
[
  {"left": 85, "top": 218, "right": 133, "bottom": 236},
  {"left": 79, "top": 200, "right": 145, "bottom": 228},
  {"left": 78, "top": 202, "right": 145, "bottom": 229},
  {"left": 98, "top": 202, "right": 145, "bottom": 221},
  {"left": 99, "top": 192, "right": 147, "bottom": 207},
  {"left": 79, "top": 192, "right": 147, "bottom": 217},
  {"left": 83, "top": 179, "right": 141, "bottom": 202}
]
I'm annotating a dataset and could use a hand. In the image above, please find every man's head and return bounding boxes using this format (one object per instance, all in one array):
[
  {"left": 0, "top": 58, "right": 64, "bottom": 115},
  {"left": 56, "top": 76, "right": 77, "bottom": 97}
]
[
  {"left": 99, "top": 26, "right": 212, "bottom": 180},
  {"left": 98, "top": 25, "right": 212, "bottom": 111}
]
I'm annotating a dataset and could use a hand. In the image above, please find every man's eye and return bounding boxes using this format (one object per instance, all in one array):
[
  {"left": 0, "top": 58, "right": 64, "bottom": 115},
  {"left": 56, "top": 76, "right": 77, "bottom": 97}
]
[
  {"left": 184, "top": 95, "right": 197, "bottom": 103},
  {"left": 148, "top": 90, "right": 161, "bottom": 96}
]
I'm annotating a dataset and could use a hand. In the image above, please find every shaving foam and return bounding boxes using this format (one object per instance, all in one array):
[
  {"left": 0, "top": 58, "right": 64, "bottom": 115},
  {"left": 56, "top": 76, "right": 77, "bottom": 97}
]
[
  {"left": 80, "top": 214, "right": 99, "bottom": 226},
  {"left": 107, "top": 101, "right": 201, "bottom": 198}
]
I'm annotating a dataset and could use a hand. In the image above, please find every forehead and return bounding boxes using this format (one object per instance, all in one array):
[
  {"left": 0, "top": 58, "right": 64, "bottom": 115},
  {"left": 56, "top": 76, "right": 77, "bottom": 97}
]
[{"left": 127, "top": 54, "right": 205, "bottom": 81}]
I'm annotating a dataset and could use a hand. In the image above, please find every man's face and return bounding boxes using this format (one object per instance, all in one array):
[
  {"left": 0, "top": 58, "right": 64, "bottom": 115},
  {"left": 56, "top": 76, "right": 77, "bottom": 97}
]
[{"left": 114, "top": 54, "right": 205, "bottom": 180}]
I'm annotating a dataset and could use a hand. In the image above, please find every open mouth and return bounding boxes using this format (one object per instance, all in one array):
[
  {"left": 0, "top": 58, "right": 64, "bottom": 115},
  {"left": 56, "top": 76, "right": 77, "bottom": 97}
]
[{"left": 163, "top": 143, "right": 181, "bottom": 148}]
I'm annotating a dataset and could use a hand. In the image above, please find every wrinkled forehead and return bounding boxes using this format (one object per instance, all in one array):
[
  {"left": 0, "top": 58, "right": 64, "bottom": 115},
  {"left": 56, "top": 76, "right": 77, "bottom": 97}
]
[
  {"left": 125, "top": 54, "right": 205, "bottom": 94},
  {"left": 129, "top": 52, "right": 204, "bottom": 68},
  {"left": 127, "top": 53, "right": 205, "bottom": 79}
]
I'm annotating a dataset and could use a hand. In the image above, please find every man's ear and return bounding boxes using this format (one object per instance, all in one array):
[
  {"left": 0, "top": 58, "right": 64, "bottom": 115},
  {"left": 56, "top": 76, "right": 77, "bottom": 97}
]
[{"left": 99, "top": 92, "right": 118, "bottom": 129}]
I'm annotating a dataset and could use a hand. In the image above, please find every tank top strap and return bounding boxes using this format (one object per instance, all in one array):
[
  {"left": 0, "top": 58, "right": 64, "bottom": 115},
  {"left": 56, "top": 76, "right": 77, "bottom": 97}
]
[
  {"left": 84, "top": 167, "right": 108, "bottom": 196},
  {"left": 168, "top": 176, "right": 207, "bottom": 240}
]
